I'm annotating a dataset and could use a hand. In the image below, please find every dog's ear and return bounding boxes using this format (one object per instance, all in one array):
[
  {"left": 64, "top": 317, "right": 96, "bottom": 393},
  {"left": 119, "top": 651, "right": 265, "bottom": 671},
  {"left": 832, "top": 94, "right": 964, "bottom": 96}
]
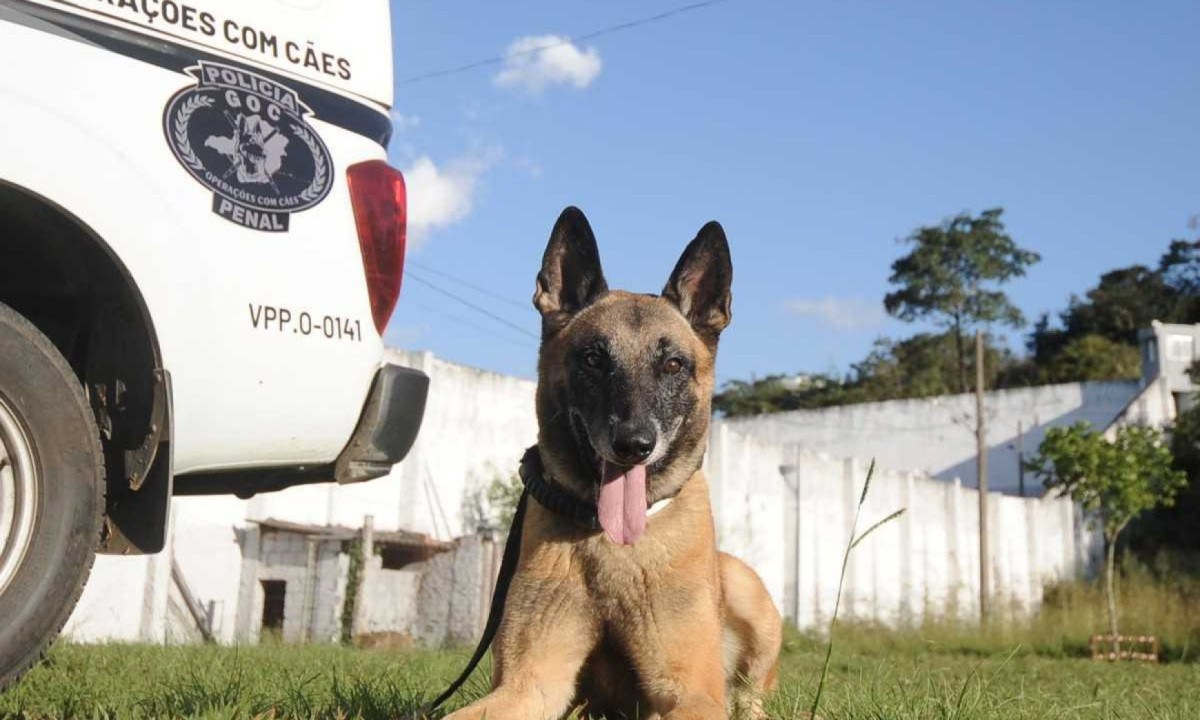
[
  {"left": 662, "top": 221, "right": 732, "bottom": 349},
  {"left": 534, "top": 206, "right": 609, "bottom": 337}
]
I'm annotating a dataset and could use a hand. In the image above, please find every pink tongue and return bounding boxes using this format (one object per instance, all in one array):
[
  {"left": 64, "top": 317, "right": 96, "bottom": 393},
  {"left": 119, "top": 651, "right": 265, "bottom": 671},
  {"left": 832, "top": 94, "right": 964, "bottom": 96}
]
[{"left": 598, "top": 462, "right": 647, "bottom": 545}]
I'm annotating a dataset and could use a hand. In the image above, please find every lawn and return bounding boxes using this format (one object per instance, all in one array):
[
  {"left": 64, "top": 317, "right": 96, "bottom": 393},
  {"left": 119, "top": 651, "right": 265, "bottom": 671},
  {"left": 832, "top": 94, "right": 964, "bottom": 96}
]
[{"left": 3, "top": 627, "right": 1199, "bottom": 720}]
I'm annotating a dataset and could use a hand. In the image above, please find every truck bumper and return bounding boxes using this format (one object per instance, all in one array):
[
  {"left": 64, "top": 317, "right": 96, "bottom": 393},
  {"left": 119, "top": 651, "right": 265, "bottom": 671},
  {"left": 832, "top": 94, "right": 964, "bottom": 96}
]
[{"left": 334, "top": 362, "right": 430, "bottom": 484}]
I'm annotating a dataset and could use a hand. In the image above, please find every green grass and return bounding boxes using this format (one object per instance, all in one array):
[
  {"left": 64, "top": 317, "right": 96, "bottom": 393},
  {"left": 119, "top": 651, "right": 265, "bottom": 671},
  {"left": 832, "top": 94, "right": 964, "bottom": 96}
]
[{"left": 3, "top": 624, "right": 1200, "bottom": 720}]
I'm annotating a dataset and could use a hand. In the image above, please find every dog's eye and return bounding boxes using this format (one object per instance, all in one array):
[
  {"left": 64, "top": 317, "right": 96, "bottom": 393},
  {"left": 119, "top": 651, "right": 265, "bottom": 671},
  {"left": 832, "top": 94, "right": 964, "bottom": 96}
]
[{"left": 663, "top": 357, "right": 684, "bottom": 375}]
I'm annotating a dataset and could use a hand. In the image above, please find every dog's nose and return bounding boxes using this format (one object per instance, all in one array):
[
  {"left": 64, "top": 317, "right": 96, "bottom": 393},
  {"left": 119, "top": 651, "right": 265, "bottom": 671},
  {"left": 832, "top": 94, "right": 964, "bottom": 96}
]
[{"left": 612, "top": 422, "right": 656, "bottom": 464}]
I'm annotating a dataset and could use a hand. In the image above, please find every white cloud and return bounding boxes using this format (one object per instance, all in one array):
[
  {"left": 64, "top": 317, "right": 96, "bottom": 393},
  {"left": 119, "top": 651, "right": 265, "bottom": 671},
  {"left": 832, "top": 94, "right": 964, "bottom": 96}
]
[
  {"left": 494, "top": 35, "right": 602, "bottom": 94},
  {"left": 514, "top": 156, "right": 543, "bottom": 179},
  {"left": 390, "top": 110, "right": 421, "bottom": 133},
  {"left": 784, "top": 296, "right": 886, "bottom": 331},
  {"left": 402, "top": 149, "right": 500, "bottom": 247}
]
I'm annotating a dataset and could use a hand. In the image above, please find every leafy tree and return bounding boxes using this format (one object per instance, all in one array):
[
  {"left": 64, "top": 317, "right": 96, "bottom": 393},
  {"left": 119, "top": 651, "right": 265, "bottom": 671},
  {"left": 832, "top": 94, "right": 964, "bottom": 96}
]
[
  {"left": 1059, "top": 265, "right": 1178, "bottom": 346},
  {"left": 1028, "top": 240, "right": 1200, "bottom": 372},
  {"left": 1036, "top": 334, "right": 1141, "bottom": 384},
  {"left": 461, "top": 469, "right": 524, "bottom": 533},
  {"left": 1027, "top": 423, "right": 1187, "bottom": 650},
  {"left": 1025, "top": 313, "right": 1069, "bottom": 365},
  {"left": 1159, "top": 238, "right": 1200, "bottom": 297},
  {"left": 485, "top": 471, "right": 524, "bottom": 529},
  {"left": 1127, "top": 401, "right": 1200, "bottom": 561},
  {"left": 1024, "top": 238, "right": 1200, "bottom": 386},
  {"left": 720, "top": 231, "right": 1189, "bottom": 418},
  {"left": 852, "top": 332, "right": 1014, "bottom": 400},
  {"left": 1162, "top": 405, "right": 1200, "bottom": 552},
  {"left": 713, "top": 374, "right": 859, "bottom": 417},
  {"left": 712, "top": 332, "right": 1018, "bottom": 417},
  {"left": 885, "top": 208, "right": 1040, "bottom": 393}
]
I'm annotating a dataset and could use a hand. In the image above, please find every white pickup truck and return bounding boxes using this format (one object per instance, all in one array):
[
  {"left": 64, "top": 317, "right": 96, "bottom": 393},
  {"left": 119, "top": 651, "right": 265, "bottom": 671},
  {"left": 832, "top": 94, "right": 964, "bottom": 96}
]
[{"left": 0, "top": 0, "right": 426, "bottom": 688}]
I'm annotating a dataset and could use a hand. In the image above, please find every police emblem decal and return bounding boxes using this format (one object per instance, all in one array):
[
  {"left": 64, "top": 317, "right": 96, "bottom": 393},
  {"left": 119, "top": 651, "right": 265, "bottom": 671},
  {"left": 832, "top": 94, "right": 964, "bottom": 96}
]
[{"left": 163, "top": 62, "right": 333, "bottom": 232}]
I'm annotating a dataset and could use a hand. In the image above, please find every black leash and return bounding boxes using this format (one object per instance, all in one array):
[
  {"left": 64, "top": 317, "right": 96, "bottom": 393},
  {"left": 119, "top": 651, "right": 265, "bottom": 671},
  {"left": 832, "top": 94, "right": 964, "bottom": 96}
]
[
  {"left": 417, "top": 488, "right": 529, "bottom": 717},
  {"left": 416, "top": 446, "right": 640, "bottom": 716}
]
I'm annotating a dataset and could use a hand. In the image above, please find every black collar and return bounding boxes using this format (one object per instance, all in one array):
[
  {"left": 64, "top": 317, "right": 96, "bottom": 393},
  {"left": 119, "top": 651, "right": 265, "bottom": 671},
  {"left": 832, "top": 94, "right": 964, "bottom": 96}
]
[
  {"left": 518, "top": 445, "right": 688, "bottom": 530},
  {"left": 519, "top": 445, "right": 600, "bottom": 530}
]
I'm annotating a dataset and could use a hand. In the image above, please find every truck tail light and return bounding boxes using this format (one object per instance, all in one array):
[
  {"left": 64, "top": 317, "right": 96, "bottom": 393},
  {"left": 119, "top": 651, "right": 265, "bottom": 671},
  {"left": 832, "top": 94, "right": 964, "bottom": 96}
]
[{"left": 347, "top": 160, "right": 407, "bottom": 335}]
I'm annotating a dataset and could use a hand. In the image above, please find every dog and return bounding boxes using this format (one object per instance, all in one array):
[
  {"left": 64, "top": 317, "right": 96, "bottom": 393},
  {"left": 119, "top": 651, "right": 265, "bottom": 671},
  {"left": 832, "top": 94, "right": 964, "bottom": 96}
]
[{"left": 443, "top": 207, "right": 782, "bottom": 720}]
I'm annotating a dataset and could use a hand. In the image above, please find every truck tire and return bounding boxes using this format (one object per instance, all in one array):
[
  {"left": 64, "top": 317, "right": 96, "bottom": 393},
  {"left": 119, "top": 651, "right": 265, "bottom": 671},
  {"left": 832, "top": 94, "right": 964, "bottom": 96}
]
[{"left": 0, "top": 301, "right": 104, "bottom": 691}]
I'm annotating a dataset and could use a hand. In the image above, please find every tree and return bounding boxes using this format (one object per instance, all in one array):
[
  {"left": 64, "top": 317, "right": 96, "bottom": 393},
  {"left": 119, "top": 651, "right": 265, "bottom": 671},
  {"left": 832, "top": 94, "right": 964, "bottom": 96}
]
[
  {"left": 1022, "top": 238, "right": 1200, "bottom": 387},
  {"left": 1036, "top": 334, "right": 1141, "bottom": 384},
  {"left": 712, "top": 374, "right": 859, "bottom": 417},
  {"left": 852, "top": 332, "right": 1014, "bottom": 400},
  {"left": 1028, "top": 240, "right": 1200, "bottom": 373},
  {"left": 711, "top": 332, "right": 1020, "bottom": 417},
  {"left": 1158, "top": 238, "right": 1200, "bottom": 297},
  {"left": 885, "top": 208, "right": 1040, "bottom": 393},
  {"left": 461, "top": 469, "right": 524, "bottom": 533},
  {"left": 1126, "top": 401, "right": 1200, "bottom": 559},
  {"left": 1059, "top": 265, "right": 1179, "bottom": 346},
  {"left": 1027, "top": 423, "right": 1187, "bottom": 652}
]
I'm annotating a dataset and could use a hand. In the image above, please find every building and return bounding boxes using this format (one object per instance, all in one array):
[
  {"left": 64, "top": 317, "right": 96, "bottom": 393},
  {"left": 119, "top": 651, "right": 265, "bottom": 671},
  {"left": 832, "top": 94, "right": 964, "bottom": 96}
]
[
  {"left": 231, "top": 518, "right": 450, "bottom": 645},
  {"left": 1137, "top": 320, "right": 1200, "bottom": 414}
]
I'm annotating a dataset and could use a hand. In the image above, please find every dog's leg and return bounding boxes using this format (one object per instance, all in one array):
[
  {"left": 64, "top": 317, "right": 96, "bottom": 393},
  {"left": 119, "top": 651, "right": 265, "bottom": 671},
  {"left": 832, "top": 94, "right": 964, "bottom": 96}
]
[
  {"left": 719, "top": 553, "right": 782, "bottom": 720},
  {"left": 442, "top": 575, "right": 598, "bottom": 720},
  {"left": 439, "top": 628, "right": 592, "bottom": 720},
  {"left": 645, "top": 662, "right": 727, "bottom": 720},
  {"left": 624, "top": 598, "right": 727, "bottom": 720}
]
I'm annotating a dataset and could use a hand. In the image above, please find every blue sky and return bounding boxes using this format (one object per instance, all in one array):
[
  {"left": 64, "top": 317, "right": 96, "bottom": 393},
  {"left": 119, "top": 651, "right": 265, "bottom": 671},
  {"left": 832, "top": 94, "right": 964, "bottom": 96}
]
[{"left": 383, "top": 0, "right": 1199, "bottom": 384}]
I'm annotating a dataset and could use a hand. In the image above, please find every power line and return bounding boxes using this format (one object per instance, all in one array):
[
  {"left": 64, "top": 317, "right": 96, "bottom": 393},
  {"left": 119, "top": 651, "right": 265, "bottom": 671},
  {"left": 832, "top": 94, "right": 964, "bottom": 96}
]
[
  {"left": 404, "top": 270, "right": 540, "bottom": 340},
  {"left": 397, "top": 0, "right": 737, "bottom": 85},
  {"left": 406, "top": 259, "right": 530, "bottom": 311},
  {"left": 403, "top": 298, "right": 537, "bottom": 349}
]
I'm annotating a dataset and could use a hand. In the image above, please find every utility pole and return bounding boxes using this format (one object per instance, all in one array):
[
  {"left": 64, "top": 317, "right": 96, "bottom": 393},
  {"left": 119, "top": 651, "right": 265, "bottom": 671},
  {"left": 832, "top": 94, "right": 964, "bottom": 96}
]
[{"left": 975, "top": 330, "right": 990, "bottom": 627}]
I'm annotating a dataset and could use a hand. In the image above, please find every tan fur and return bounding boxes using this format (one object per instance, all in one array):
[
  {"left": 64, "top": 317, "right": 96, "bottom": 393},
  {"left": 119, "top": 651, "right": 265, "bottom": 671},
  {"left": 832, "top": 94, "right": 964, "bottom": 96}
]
[{"left": 443, "top": 284, "right": 781, "bottom": 720}]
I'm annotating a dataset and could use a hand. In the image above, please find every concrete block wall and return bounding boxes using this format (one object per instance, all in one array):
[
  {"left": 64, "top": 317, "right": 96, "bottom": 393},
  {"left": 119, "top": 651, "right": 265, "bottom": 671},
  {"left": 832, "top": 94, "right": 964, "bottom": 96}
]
[
  {"left": 413, "top": 534, "right": 492, "bottom": 647},
  {"left": 358, "top": 559, "right": 420, "bottom": 637},
  {"left": 709, "top": 427, "right": 1096, "bottom": 629},
  {"left": 721, "top": 381, "right": 1142, "bottom": 494},
  {"left": 229, "top": 530, "right": 349, "bottom": 644},
  {"left": 309, "top": 543, "right": 349, "bottom": 643},
  {"left": 258, "top": 531, "right": 312, "bottom": 643}
]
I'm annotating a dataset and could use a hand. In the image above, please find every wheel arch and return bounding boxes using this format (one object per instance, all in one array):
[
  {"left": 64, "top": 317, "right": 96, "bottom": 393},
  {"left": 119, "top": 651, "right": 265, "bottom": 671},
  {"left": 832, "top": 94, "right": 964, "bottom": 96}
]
[{"left": 0, "top": 178, "right": 171, "bottom": 554}]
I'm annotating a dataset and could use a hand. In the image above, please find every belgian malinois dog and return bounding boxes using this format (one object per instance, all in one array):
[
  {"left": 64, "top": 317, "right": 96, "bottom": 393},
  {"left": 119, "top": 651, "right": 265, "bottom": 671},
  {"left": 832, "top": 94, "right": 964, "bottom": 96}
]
[{"left": 443, "top": 207, "right": 781, "bottom": 720}]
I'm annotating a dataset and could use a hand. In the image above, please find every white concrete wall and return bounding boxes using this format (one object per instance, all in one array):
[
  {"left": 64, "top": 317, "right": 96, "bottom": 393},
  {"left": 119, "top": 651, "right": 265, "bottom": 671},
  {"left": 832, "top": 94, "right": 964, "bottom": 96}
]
[
  {"left": 705, "top": 424, "right": 789, "bottom": 607},
  {"left": 721, "top": 381, "right": 1140, "bottom": 494},
  {"left": 358, "top": 561, "right": 420, "bottom": 637},
  {"left": 387, "top": 350, "right": 539, "bottom": 539},
  {"left": 168, "top": 496, "right": 246, "bottom": 643},
  {"left": 62, "top": 552, "right": 172, "bottom": 642},
  {"left": 1108, "top": 375, "right": 1175, "bottom": 436},
  {"left": 66, "top": 349, "right": 1097, "bottom": 643},
  {"left": 412, "top": 534, "right": 493, "bottom": 647},
  {"left": 351, "top": 536, "right": 494, "bottom": 647},
  {"left": 708, "top": 427, "right": 1094, "bottom": 628}
]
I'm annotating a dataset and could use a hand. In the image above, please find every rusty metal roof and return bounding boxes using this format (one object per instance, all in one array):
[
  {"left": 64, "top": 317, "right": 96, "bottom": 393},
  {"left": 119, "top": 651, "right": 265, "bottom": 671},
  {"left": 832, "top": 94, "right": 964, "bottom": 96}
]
[{"left": 250, "top": 518, "right": 451, "bottom": 549}]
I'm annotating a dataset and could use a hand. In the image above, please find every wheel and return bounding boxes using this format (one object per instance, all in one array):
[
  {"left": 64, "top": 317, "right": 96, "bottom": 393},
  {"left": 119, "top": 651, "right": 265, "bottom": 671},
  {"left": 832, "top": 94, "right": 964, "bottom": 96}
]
[{"left": 0, "top": 301, "right": 104, "bottom": 691}]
